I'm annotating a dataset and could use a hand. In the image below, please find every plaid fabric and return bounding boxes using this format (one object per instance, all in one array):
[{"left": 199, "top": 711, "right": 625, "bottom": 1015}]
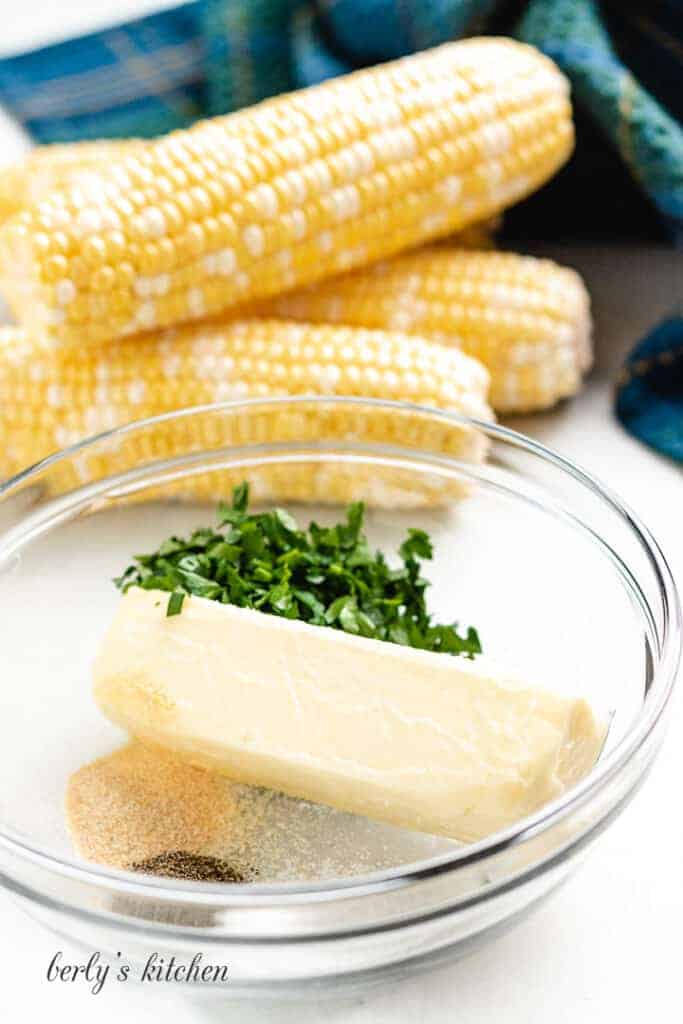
[
  {"left": 616, "top": 311, "right": 683, "bottom": 464},
  {"left": 302, "top": 0, "right": 499, "bottom": 65},
  {"left": 203, "top": 0, "right": 299, "bottom": 116},
  {"left": 518, "top": 0, "right": 683, "bottom": 241},
  {"left": 0, "top": 5, "right": 206, "bottom": 141}
]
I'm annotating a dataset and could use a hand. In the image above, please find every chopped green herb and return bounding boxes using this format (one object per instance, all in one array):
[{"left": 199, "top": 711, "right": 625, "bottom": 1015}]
[
  {"left": 166, "top": 591, "right": 185, "bottom": 617},
  {"left": 114, "top": 483, "right": 481, "bottom": 658}
]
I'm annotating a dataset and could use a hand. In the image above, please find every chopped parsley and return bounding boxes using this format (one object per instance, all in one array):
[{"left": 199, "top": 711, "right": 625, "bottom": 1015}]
[{"left": 114, "top": 483, "right": 481, "bottom": 658}]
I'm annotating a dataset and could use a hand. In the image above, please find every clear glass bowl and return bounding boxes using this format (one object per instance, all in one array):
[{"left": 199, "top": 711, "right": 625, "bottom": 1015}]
[{"left": 0, "top": 398, "right": 679, "bottom": 998}]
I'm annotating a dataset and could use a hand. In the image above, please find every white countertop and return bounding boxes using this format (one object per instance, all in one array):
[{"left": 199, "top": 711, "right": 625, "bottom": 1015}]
[{"left": 0, "top": 7, "right": 681, "bottom": 1018}]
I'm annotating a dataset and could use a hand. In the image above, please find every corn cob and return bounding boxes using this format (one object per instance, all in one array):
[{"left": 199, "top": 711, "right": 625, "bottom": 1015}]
[
  {"left": 252, "top": 248, "right": 592, "bottom": 412},
  {"left": 0, "top": 38, "right": 573, "bottom": 347},
  {"left": 0, "top": 320, "right": 491, "bottom": 506},
  {"left": 0, "top": 141, "right": 499, "bottom": 251},
  {"left": 0, "top": 140, "right": 141, "bottom": 224}
]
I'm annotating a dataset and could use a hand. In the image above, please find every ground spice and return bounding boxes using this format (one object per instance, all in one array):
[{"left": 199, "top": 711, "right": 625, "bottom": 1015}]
[
  {"left": 130, "top": 851, "right": 247, "bottom": 882},
  {"left": 67, "top": 741, "right": 454, "bottom": 882},
  {"left": 65, "top": 741, "right": 234, "bottom": 868}
]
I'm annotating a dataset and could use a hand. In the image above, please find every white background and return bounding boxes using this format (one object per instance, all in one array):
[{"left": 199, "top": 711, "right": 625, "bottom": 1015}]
[{"left": 0, "top": 4, "right": 682, "bottom": 1021}]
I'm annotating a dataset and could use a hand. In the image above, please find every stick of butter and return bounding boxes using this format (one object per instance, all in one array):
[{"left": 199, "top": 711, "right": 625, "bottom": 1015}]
[{"left": 93, "top": 588, "right": 606, "bottom": 842}]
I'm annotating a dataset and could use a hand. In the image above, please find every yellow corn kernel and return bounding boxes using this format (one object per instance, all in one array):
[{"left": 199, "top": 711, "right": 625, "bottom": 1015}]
[
  {"left": 0, "top": 38, "right": 573, "bottom": 346},
  {"left": 253, "top": 248, "right": 592, "bottom": 413},
  {"left": 0, "top": 320, "right": 491, "bottom": 506},
  {"left": 0, "top": 140, "right": 141, "bottom": 223}
]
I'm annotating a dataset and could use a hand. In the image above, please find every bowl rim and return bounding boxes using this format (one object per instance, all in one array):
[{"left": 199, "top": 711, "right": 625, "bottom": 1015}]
[{"left": 0, "top": 395, "right": 680, "bottom": 903}]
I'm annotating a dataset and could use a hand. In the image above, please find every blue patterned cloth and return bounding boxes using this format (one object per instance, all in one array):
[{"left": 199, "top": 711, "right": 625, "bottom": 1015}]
[
  {"left": 616, "top": 313, "right": 683, "bottom": 464},
  {"left": 519, "top": 0, "right": 683, "bottom": 242},
  {"left": 0, "top": 5, "right": 206, "bottom": 141},
  {"left": 0, "top": 0, "right": 680, "bottom": 460}
]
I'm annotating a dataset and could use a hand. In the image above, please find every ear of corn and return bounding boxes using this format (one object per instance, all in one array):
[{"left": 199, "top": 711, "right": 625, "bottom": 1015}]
[
  {"left": 0, "top": 319, "right": 491, "bottom": 506},
  {"left": 0, "top": 142, "right": 498, "bottom": 249},
  {"left": 0, "top": 38, "right": 573, "bottom": 347},
  {"left": 251, "top": 247, "right": 592, "bottom": 412},
  {"left": 0, "top": 140, "right": 141, "bottom": 224}
]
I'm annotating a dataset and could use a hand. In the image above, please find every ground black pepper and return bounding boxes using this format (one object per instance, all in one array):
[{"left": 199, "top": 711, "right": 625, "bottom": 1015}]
[{"left": 130, "top": 850, "right": 248, "bottom": 882}]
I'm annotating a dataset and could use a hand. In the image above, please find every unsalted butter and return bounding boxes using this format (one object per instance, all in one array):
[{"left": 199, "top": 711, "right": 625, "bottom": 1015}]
[{"left": 93, "top": 588, "right": 606, "bottom": 841}]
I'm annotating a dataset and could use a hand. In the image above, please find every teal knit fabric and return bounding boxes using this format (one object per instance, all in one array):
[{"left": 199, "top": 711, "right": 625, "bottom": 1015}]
[
  {"left": 518, "top": 0, "right": 683, "bottom": 236},
  {"left": 203, "top": 0, "right": 299, "bottom": 114}
]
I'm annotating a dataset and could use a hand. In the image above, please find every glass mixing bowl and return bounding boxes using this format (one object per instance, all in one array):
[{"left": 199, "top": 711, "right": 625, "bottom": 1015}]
[{"left": 0, "top": 397, "right": 679, "bottom": 997}]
